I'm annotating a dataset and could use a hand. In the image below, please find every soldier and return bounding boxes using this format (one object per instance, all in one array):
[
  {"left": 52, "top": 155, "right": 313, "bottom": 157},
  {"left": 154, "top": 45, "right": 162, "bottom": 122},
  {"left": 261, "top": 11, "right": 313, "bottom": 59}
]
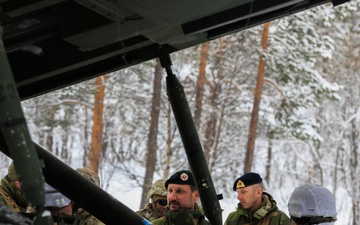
[
  {"left": 44, "top": 182, "right": 76, "bottom": 225},
  {"left": 151, "top": 170, "right": 210, "bottom": 225},
  {"left": 224, "top": 172, "right": 290, "bottom": 225},
  {"left": 74, "top": 168, "right": 105, "bottom": 225},
  {"left": 136, "top": 179, "right": 168, "bottom": 220},
  {"left": 288, "top": 184, "right": 337, "bottom": 225},
  {"left": 0, "top": 162, "right": 36, "bottom": 213}
]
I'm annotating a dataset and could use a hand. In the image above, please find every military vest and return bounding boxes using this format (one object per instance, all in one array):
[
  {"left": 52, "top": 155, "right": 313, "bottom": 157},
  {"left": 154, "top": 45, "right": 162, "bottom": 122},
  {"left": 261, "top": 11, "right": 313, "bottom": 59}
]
[
  {"left": 224, "top": 193, "right": 290, "bottom": 225},
  {"left": 151, "top": 206, "right": 210, "bottom": 225},
  {"left": 0, "top": 186, "right": 21, "bottom": 212},
  {"left": 227, "top": 210, "right": 289, "bottom": 225},
  {"left": 137, "top": 203, "right": 161, "bottom": 221}
]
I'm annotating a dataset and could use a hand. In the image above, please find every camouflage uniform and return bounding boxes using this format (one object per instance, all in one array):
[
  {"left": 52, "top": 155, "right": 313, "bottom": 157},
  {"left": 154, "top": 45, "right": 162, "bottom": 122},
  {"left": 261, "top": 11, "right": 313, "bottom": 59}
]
[
  {"left": 137, "top": 203, "right": 161, "bottom": 221},
  {"left": 224, "top": 192, "right": 290, "bottom": 225},
  {"left": 76, "top": 168, "right": 100, "bottom": 187},
  {"left": 0, "top": 163, "right": 36, "bottom": 213},
  {"left": 75, "top": 210, "right": 105, "bottom": 225},
  {"left": 75, "top": 168, "right": 105, "bottom": 225},
  {"left": 136, "top": 179, "right": 167, "bottom": 221},
  {"left": 151, "top": 203, "right": 210, "bottom": 225}
]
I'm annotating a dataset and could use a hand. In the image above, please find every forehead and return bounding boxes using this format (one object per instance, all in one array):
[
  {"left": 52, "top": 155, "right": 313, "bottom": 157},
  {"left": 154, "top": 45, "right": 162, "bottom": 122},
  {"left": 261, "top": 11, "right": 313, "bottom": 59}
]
[
  {"left": 236, "top": 185, "right": 254, "bottom": 192},
  {"left": 167, "top": 183, "right": 191, "bottom": 190}
]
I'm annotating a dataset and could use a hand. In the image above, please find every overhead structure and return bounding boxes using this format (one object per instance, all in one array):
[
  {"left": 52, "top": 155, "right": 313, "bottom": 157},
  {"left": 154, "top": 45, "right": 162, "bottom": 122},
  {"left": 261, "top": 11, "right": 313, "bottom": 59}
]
[
  {"left": 0, "top": 0, "right": 349, "bottom": 224},
  {"left": 0, "top": 0, "right": 344, "bottom": 100}
]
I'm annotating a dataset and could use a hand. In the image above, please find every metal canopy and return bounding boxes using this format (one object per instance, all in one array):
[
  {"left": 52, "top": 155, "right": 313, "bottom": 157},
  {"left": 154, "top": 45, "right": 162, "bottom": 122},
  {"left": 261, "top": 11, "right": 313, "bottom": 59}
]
[{"left": 0, "top": 0, "right": 334, "bottom": 100}]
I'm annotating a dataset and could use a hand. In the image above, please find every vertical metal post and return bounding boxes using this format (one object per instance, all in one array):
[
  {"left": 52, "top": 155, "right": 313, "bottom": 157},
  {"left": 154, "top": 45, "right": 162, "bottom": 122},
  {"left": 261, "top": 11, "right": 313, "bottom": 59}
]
[
  {"left": 158, "top": 45, "right": 223, "bottom": 225},
  {"left": 0, "top": 25, "right": 45, "bottom": 208}
]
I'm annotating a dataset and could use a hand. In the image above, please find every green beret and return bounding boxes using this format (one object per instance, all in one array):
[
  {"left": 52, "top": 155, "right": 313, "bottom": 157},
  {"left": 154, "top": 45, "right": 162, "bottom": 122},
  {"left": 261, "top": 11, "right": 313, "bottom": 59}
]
[
  {"left": 165, "top": 170, "right": 195, "bottom": 189},
  {"left": 8, "top": 162, "right": 18, "bottom": 181},
  {"left": 233, "top": 172, "right": 262, "bottom": 191}
]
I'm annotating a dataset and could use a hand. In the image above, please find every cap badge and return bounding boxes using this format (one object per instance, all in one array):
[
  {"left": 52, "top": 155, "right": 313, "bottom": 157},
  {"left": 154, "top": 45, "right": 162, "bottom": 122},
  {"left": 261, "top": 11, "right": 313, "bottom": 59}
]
[
  {"left": 180, "top": 173, "right": 189, "bottom": 181},
  {"left": 236, "top": 180, "right": 245, "bottom": 189}
]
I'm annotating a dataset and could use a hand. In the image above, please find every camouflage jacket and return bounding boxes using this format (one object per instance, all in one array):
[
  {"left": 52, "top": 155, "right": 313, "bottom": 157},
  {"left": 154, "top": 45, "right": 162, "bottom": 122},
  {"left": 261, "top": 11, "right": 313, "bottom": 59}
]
[
  {"left": 0, "top": 175, "right": 35, "bottom": 213},
  {"left": 136, "top": 203, "right": 162, "bottom": 221},
  {"left": 76, "top": 210, "right": 105, "bottom": 225},
  {"left": 151, "top": 204, "right": 210, "bottom": 225},
  {"left": 224, "top": 192, "right": 290, "bottom": 225}
]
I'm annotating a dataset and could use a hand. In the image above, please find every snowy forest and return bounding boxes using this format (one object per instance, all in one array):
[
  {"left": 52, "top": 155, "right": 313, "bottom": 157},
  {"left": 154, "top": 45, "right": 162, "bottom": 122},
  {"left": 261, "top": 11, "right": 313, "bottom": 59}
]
[{"left": 1, "top": 1, "right": 359, "bottom": 225}]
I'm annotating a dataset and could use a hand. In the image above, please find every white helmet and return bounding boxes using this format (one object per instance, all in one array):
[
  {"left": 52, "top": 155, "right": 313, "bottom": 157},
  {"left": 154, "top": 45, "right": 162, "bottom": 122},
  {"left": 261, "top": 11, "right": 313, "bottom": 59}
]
[{"left": 288, "top": 184, "right": 337, "bottom": 223}]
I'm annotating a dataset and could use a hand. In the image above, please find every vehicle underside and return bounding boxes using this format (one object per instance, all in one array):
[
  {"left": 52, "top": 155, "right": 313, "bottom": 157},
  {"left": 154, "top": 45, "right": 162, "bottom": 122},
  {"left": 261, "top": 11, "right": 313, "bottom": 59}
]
[{"left": 0, "top": 0, "right": 349, "bottom": 224}]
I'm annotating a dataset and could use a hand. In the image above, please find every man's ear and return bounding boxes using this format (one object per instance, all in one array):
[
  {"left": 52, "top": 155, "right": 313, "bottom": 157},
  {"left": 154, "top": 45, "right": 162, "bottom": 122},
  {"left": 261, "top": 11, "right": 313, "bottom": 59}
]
[
  {"left": 194, "top": 190, "right": 200, "bottom": 200},
  {"left": 256, "top": 187, "right": 262, "bottom": 196}
]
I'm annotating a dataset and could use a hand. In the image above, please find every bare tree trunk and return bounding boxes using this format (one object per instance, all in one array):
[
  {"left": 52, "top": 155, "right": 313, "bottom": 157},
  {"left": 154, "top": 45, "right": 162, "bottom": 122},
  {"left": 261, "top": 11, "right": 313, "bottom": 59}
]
[
  {"left": 211, "top": 67, "right": 236, "bottom": 171},
  {"left": 244, "top": 22, "right": 270, "bottom": 173},
  {"left": 209, "top": 108, "right": 221, "bottom": 171},
  {"left": 164, "top": 102, "right": 172, "bottom": 179},
  {"left": 45, "top": 106, "right": 56, "bottom": 154},
  {"left": 265, "top": 131, "right": 273, "bottom": 183},
  {"left": 140, "top": 59, "right": 163, "bottom": 208},
  {"left": 89, "top": 75, "right": 107, "bottom": 172},
  {"left": 203, "top": 114, "right": 216, "bottom": 164},
  {"left": 194, "top": 42, "right": 209, "bottom": 129},
  {"left": 61, "top": 131, "right": 69, "bottom": 160},
  {"left": 83, "top": 109, "right": 90, "bottom": 167},
  {"left": 350, "top": 120, "right": 359, "bottom": 225},
  {"left": 203, "top": 38, "right": 225, "bottom": 164}
]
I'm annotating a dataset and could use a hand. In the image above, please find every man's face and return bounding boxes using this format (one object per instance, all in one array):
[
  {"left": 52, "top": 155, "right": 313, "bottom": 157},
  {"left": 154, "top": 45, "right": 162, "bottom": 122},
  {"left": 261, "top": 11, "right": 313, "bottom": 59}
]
[
  {"left": 236, "top": 184, "right": 262, "bottom": 211},
  {"left": 153, "top": 196, "right": 167, "bottom": 216},
  {"left": 58, "top": 203, "right": 73, "bottom": 216},
  {"left": 12, "top": 180, "right": 22, "bottom": 190},
  {"left": 167, "top": 184, "right": 199, "bottom": 210}
]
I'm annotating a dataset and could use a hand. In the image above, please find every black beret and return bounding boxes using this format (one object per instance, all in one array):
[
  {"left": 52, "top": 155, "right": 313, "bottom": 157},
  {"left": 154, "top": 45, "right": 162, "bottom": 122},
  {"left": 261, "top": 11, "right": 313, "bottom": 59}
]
[
  {"left": 165, "top": 170, "right": 195, "bottom": 189},
  {"left": 233, "top": 172, "right": 262, "bottom": 191}
]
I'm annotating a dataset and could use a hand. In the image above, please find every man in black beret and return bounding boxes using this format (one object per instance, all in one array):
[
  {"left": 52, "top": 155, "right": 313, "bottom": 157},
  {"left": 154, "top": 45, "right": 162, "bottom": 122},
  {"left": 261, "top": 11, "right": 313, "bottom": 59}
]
[
  {"left": 224, "top": 172, "right": 290, "bottom": 225},
  {"left": 151, "top": 170, "right": 210, "bottom": 225}
]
